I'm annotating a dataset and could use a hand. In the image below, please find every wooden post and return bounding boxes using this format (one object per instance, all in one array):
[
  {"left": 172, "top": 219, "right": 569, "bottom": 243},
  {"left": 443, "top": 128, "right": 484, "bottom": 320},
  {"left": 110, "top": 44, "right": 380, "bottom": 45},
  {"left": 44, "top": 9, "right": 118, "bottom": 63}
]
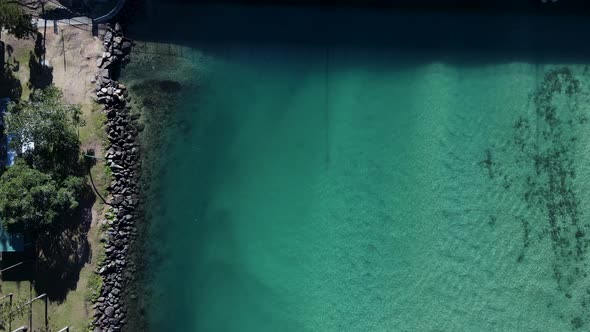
[
  {"left": 9, "top": 293, "right": 12, "bottom": 331},
  {"left": 24, "top": 294, "right": 47, "bottom": 332},
  {"left": 44, "top": 295, "right": 48, "bottom": 332},
  {"left": 41, "top": 0, "right": 46, "bottom": 63},
  {"left": 61, "top": 29, "right": 66, "bottom": 72},
  {"left": 28, "top": 283, "right": 32, "bottom": 331},
  {"left": 0, "top": 41, "right": 4, "bottom": 69},
  {"left": 92, "top": 19, "right": 98, "bottom": 37}
]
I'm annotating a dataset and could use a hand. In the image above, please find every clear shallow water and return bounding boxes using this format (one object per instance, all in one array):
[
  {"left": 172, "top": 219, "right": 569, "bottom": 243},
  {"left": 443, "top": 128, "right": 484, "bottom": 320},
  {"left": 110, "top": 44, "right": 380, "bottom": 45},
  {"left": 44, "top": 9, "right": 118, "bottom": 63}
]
[{"left": 125, "top": 6, "right": 590, "bottom": 332}]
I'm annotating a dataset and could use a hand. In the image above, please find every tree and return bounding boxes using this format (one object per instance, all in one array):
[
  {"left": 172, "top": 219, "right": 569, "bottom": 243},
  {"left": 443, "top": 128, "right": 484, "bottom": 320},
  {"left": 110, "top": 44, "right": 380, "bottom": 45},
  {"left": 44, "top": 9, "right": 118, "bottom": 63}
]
[
  {"left": 0, "top": 0, "right": 36, "bottom": 39},
  {"left": 6, "top": 85, "right": 85, "bottom": 181},
  {"left": 0, "top": 294, "right": 29, "bottom": 330},
  {"left": 0, "top": 160, "right": 82, "bottom": 233},
  {"left": 0, "top": 86, "right": 88, "bottom": 234}
]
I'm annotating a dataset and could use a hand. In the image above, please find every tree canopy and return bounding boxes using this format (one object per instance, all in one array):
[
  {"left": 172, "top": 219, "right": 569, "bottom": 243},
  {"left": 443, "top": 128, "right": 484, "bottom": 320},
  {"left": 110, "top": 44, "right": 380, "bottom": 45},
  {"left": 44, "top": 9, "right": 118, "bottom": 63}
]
[
  {"left": 0, "top": 160, "right": 83, "bottom": 233},
  {"left": 0, "top": 0, "right": 36, "bottom": 39},
  {"left": 0, "top": 86, "right": 88, "bottom": 234},
  {"left": 6, "top": 86, "right": 84, "bottom": 180}
]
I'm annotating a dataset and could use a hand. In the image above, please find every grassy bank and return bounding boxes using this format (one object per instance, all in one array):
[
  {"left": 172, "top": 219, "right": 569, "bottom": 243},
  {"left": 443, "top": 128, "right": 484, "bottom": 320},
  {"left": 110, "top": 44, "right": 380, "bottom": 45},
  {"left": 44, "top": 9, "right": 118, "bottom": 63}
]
[{"left": 0, "top": 26, "right": 110, "bottom": 331}]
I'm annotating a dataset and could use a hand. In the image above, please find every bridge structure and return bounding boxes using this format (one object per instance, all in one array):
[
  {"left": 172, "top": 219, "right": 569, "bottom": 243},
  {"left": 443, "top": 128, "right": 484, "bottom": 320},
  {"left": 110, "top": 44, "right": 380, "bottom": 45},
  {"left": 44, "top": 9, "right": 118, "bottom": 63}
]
[{"left": 93, "top": 0, "right": 127, "bottom": 23}]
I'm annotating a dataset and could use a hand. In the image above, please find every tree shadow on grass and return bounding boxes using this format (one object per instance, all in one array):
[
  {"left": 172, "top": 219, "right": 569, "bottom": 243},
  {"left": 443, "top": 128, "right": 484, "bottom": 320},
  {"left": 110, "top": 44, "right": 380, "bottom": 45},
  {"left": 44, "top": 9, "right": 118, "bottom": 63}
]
[
  {"left": 28, "top": 51, "right": 53, "bottom": 90},
  {"left": 33, "top": 32, "right": 44, "bottom": 59},
  {"left": 0, "top": 67, "right": 22, "bottom": 100},
  {"left": 0, "top": 41, "right": 23, "bottom": 100},
  {"left": 33, "top": 192, "right": 95, "bottom": 303}
]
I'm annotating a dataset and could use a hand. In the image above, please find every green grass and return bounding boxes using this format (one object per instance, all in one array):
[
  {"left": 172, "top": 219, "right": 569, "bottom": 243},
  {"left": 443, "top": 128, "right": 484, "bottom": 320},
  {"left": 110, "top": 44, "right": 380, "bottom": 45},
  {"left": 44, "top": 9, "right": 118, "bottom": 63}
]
[
  {"left": 84, "top": 271, "right": 103, "bottom": 304},
  {"left": 8, "top": 43, "right": 33, "bottom": 101},
  {"left": 79, "top": 103, "right": 106, "bottom": 147},
  {"left": 104, "top": 164, "right": 112, "bottom": 180}
]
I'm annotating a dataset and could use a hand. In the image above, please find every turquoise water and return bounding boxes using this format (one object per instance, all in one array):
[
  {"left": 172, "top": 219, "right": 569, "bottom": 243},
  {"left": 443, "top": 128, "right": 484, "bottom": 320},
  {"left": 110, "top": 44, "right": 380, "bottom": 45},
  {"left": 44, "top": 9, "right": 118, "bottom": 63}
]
[{"left": 125, "top": 6, "right": 590, "bottom": 331}]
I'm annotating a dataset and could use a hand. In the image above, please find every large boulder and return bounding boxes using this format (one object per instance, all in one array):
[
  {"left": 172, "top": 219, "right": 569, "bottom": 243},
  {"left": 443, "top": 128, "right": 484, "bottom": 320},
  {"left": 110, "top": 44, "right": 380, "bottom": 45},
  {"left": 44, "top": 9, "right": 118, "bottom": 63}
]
[
  {"left": 104, "top": 31, "right": 113, "bottom": 43},
  {"left": 105, "top": 306, "right": 115, "bottom": 317}
]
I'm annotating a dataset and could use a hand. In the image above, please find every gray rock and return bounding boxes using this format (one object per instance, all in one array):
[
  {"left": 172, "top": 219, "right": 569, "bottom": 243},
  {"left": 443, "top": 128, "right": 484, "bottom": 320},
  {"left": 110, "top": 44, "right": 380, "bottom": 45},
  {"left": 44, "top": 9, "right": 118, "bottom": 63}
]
[
  {"left": 100, "top": 69, "right": 110, "bottom": 78},
  {"left": 111, "top": 195, "right": 124, "bottom": 205},
  {"left": 104, "top": 31, "right": 113, "bottom": 43}
]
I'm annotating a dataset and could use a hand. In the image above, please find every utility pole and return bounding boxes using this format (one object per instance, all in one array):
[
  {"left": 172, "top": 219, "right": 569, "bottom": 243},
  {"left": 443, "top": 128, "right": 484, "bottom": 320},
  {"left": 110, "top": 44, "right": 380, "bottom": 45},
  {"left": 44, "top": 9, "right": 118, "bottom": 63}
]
[
  {"left": 28, "top": 283, "right": 31, "bottom": 332},
  {"left": 45, "top": 293, "right": 48, "bottom": 331},
  {"left": 40, "top": 0, "right": 46, "bottom": 63}
]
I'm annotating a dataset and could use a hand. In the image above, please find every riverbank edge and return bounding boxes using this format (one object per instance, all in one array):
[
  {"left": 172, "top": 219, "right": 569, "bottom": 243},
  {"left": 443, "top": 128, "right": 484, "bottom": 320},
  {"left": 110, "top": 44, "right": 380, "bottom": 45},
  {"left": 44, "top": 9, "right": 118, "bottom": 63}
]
[{"left": 90, "top": 22, "right": 139, "bottom": 332}]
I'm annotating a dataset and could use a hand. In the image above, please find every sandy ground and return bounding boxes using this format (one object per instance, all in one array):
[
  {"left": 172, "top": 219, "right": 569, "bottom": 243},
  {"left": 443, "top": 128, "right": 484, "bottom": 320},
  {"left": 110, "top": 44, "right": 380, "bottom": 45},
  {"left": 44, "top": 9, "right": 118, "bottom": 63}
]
[
  {"left": 3, "top": 23, "right": 101, "bottom": 101},
  {"left": 44, "top": 25, "right": 100, "bottom": 104},
  {"left": 2, "top": 25, "right": 107, "bottom": 331}
]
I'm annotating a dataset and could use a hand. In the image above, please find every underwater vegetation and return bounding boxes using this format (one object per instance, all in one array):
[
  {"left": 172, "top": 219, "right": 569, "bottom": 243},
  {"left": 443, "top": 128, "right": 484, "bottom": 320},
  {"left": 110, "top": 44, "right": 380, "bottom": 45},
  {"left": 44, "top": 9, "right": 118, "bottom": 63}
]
[{"left": 484, "top": 67, "right": 590, "bottom": 329}]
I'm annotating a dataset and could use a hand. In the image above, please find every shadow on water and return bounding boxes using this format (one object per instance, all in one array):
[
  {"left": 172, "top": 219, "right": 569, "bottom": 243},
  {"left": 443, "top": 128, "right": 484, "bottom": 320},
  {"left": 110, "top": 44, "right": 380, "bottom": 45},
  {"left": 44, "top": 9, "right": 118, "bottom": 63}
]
[
  {"left": 157, "top": 207, "right": 307, "bottom": 331},
  {"left": 152, "top": 81, "right": 310, "bottom": 329},
  {"left": 148, "top": 209, "right": 240, "bottom": 331},
  {"left": 138, "top": 78, "right": 239, "bottom": 221},
  {"left": 123, "top": 2, "right": 590, "bottom": 330},
  {"left": 127, "top": 2, "right": 590, "bottom": 65},
  {"left": 125, "top": 77, "right": 243, "bottom": 330}
]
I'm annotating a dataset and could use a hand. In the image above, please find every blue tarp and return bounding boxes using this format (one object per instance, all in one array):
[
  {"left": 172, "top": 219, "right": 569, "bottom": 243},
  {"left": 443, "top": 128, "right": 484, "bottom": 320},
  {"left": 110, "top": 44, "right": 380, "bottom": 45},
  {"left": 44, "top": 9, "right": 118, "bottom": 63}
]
[
  {"left": 0, "top": 98, "right": 17, "bottom": 167},
  {"left": 0, "top": 99, "right": 7, "bottom": 110},
  {"left": 0, "top": 222, "right": 24, "bottom": 252},
  {"left": 6, "top": 134, "right": 16, "bottom": 167},
  {"left": 0, "top": 98, "right": 7, "bottom": 127},
  {"left": 0, "top": 98, "right": 24, "bottom": 252}
]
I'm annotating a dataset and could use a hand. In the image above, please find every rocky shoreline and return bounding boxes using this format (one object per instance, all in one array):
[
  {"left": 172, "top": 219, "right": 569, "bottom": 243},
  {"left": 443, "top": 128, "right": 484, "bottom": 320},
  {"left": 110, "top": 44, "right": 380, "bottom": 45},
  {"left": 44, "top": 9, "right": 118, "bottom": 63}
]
[{"left": 91, "top": 22, "right": 138, "bottom": 332}]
